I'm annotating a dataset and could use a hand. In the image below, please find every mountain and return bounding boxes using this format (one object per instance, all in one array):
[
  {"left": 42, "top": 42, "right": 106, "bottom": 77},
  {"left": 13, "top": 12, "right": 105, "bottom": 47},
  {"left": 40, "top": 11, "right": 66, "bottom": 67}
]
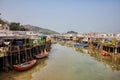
[
  {"left": 0, "top": 19, "right": 59, "bottom": 34},
  {"left": 67, "top": 31, "right": 78, "bottom": 34},
  {"left": 23, "top": 25, "right": 59, "bottom": 34}
]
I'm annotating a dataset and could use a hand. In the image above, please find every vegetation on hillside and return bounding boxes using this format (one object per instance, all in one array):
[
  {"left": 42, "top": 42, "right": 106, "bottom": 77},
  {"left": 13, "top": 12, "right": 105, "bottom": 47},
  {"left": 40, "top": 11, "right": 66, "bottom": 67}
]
[
  {"left": 9, "top": 22, "right": 28, "bottom": 31},
  {"left": 23, "top": 25, "right": 59, "bottom": 34},
  {"left": 0, "top": 19, "right": 28, "bottom": 31}
]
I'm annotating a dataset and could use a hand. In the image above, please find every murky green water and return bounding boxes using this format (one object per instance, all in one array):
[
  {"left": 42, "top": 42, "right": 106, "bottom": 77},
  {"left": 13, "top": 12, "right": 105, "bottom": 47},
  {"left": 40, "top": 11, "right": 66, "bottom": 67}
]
[{"left": 0, "top": 44, "right": 120, "bottom": 80}]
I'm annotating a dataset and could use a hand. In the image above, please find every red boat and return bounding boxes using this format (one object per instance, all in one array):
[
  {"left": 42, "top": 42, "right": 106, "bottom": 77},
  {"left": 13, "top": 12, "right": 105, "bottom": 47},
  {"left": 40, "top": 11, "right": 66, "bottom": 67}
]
[
  {"left": 101, "top": 50, "right": 109, "bottom": 56},
  {"left": 13, "top": 59, "right": 36, "bottom": 71},
  {"left": 35, "top": 50, "right": 48, "bottom": 59}
]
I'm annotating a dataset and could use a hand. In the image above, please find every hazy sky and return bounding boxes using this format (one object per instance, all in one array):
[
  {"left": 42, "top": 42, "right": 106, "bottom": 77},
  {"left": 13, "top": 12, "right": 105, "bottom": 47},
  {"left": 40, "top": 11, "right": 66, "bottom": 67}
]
[{"left": 0, "top": 0, "right": 120, "bottom": 33}]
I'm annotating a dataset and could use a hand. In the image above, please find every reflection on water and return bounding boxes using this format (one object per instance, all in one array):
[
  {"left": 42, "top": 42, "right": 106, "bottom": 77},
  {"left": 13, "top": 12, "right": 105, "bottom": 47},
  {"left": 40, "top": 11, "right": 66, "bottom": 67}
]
[
  {"left": 73, "top": 46, "right": 120, "bottom": 71},
  {"left": 31, "top": 44, "right": 120, "bottom": 80},
  {"left": 0, "top": 44, "right": 120, "bottom": 80},
  {"left": 0, "top": 58, "right": 47, "bottom": 80}
]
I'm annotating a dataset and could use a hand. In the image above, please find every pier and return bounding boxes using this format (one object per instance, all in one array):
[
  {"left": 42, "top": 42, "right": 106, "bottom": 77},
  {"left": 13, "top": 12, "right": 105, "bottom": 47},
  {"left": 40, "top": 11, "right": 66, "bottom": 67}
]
[{"left": 0, "top": 33, "right": 51, "bottom": 72}]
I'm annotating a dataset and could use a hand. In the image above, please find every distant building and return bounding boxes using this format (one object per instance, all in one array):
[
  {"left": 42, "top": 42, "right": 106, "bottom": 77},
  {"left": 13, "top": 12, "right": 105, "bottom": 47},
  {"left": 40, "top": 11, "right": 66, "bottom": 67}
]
[
  {"left": 0, "top": 24, "right": 9, "bottom": 31},
  {"left": 0, "top": 24, "right": 11, "bottom": 36}
]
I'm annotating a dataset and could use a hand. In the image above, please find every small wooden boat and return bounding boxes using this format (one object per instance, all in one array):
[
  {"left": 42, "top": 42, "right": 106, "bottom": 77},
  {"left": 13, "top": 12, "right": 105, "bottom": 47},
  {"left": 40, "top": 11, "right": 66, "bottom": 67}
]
[
  {"left": 101, "top": 50, "right": 109, "bottom": 56},
  {"left": 35, "top": 50, "right": 48, "bottom": 59},
  {"left": 13, "top": 59, "right": 36, "bottom": 71},
  {"left": 52, "top": 41, "right": 57, "bottom": 44}
]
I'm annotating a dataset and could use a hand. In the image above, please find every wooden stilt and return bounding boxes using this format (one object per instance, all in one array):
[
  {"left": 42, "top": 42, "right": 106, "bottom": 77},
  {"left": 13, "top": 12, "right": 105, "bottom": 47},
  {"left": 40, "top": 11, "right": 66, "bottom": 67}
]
[{"left": 17, "top": 46, "right": 21, "bottom": 64}]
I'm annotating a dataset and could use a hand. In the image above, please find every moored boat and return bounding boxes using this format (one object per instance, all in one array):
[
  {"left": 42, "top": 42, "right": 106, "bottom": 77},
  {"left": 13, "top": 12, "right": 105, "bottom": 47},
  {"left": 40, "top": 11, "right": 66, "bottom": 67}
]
[
  {"left": 13, "top": 59, "right": 36, "bottom": 71},
  {"left": 101, "top": 50, "right": 109, "bottom": 56},
  {"left": 72, "top": 43, "right": 88, "bottom": 48},
  {"left": 35, "top": 50, "right": 48, "bottom": 59},
  {"left": 51, "top": 40, "right": 57, "bottom": 44},
  {"left": 52, "top": 41, "right": 57, "bottom": 44}
]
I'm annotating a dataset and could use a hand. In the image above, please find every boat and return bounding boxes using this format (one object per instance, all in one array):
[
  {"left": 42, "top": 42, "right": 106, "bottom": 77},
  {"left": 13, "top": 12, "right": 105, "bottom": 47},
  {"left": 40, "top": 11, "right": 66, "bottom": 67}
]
[
  {"left": 73, "top": 43, "right": 88, "bottom": 48},
  {"left": 101, "top": 50, "right": 109, "bottom": 56},
  {"left": 35, "top": 50, "right": 48, "bottom": 59},
  {"left": 51, "top": 40, "right": 57, "bottom": 44},
  {"left": 52, "top": 41, "right": 57, "bottom": 44},
  {"left": 13, "top": 59, "right": 36, "bottom": 71}
]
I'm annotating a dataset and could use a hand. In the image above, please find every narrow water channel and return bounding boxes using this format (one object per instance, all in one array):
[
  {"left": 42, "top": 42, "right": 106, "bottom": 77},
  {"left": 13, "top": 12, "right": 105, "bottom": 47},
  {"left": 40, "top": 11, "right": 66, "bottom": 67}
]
[{"left": 0, "top": 44, "right": 120, "bottom": 80}]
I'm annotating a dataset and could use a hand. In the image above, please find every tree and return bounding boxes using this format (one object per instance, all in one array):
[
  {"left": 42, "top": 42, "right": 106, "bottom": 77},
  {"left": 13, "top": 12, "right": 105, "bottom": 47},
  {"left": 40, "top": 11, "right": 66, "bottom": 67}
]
[
  {"left": 9, "top": 22, "right": 28, "bottom": 31},
  {"left": 0, "top": 19, "right": 6, "bottom": 25},
  {"left": 9, "top": 22, "right": 20, "bottom": 31}
]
